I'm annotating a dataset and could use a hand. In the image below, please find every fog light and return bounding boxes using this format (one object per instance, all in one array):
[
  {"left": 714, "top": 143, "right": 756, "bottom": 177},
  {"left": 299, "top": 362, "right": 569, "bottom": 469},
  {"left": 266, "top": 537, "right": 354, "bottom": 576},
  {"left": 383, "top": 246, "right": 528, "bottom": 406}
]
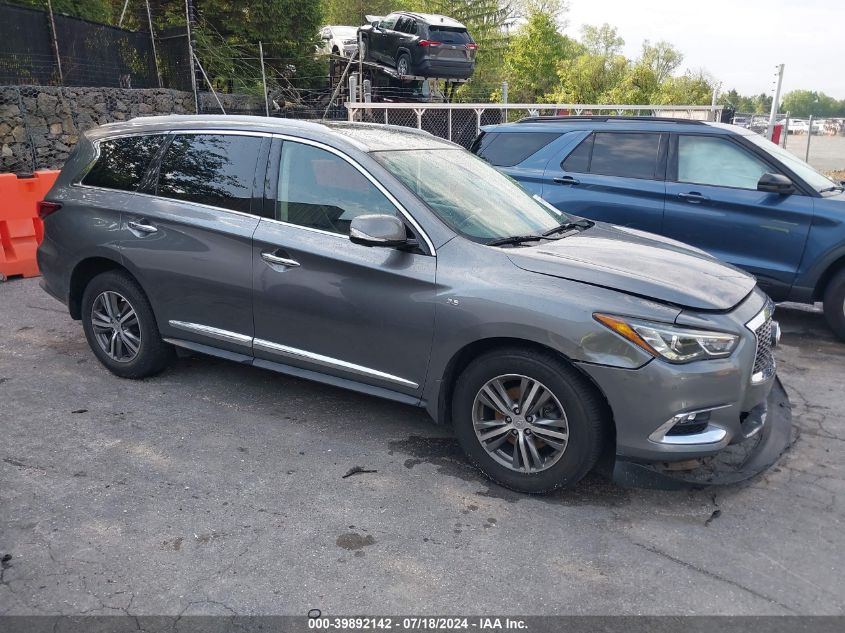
[
  {"left": 649, "top": 406, "right": 730, "bottom": 445},
  {"left": 665, "top": 411, "right": 711, "bottom": 436}
]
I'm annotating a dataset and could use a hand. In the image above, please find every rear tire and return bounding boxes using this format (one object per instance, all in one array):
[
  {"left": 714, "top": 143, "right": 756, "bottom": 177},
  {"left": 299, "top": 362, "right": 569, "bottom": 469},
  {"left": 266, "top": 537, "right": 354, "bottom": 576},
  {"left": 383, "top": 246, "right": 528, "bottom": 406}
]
[
  {"left": 823, "top": 269, "right": 845, "bottom": 341},
  {"left": 81, "top": 270, "right": 174, "bottom": 379},
  {"left": 451, "top": 347, "right": 608, "bottom": 493}
]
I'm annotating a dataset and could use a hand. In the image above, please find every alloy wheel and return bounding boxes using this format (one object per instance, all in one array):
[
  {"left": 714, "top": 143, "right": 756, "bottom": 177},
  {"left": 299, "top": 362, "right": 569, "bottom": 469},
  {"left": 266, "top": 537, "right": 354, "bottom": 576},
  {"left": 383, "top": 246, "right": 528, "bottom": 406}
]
[
  {"left": 91, "top": 291, "right": 141, "bottom": 363},
  {"left": 472, "top": 374, "right": 569, "bottom": 473},
  {"left": 397, "top": 57, "right": 409, "bottom": 75}
]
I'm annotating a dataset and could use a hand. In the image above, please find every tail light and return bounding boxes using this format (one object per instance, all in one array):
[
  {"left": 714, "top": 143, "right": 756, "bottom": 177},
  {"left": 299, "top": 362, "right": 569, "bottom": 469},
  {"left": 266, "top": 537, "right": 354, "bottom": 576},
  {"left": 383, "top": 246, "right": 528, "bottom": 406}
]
[
  {"left": 37, "top": 200, "right": 62, "bottom": 219},
  {"left": 418, "top": 40, "right": 441, "bottom": 47},
  {"left": 465, "top": 43, "right": 478, "bottom": 50}
]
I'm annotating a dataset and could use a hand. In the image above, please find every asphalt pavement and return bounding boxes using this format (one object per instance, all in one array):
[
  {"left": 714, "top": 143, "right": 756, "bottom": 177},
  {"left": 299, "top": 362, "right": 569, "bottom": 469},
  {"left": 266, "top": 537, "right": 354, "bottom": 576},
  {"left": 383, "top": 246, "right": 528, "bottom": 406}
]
[{"left": 1, "top": 277, "right": 843, "bottom": 616}]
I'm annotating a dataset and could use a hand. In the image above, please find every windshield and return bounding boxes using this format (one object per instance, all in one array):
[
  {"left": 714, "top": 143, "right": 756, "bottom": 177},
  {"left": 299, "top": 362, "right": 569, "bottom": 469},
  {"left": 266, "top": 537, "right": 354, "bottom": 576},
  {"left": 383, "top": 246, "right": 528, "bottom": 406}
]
[
  {"left": 373, "top": 149, "right": 568, "bottom": 242},
  {"left": 744, "top": 133, "right": 838, "bottom": 192}
]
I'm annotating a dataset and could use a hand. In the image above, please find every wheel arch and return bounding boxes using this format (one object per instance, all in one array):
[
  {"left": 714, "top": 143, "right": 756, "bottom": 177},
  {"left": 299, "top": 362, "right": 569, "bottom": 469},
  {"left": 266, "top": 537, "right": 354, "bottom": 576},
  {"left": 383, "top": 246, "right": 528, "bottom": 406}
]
[
  {"left": 68, "top": 256, "right": 141, "bottom": 320},
  {"left": 432, "top": 337, "right": 615, "bottom": 442},
  {"left": 814, "top": 253, "right": 845, "bottom": 302}
]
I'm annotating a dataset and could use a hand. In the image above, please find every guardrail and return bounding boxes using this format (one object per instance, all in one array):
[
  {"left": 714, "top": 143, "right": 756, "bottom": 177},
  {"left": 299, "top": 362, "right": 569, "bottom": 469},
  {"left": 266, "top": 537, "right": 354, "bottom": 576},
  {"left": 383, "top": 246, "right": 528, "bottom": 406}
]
[{"left": 343, "top": 103, "right": 724, "bottom": 148}]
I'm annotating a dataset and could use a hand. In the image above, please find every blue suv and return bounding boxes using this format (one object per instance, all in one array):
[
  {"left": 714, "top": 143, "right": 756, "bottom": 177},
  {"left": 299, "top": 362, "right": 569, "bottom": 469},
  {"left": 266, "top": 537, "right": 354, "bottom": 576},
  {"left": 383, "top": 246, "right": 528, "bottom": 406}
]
[{"left": 471, "top": 116, "right": 845, "bottom": 340}]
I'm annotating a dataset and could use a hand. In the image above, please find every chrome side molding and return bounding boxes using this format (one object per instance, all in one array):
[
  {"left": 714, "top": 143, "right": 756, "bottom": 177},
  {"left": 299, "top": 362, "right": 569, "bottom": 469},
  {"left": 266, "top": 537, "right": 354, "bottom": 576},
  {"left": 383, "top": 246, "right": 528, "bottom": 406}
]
[
  {"left": 166, "top": 320, "right": 418, "bottom": 390},
  {"left": 169, "top": 320, "right": 252, "bottom": 346},
  {"left": 253, "top": 338, "right": 419, "bottom": 389}
]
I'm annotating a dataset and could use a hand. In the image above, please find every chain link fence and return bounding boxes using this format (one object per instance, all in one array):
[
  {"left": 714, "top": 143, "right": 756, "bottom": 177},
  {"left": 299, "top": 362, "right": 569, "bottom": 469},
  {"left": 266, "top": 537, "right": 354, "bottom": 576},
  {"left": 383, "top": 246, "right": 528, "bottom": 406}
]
[{"left": 347, "top": 103, "right": 724, "bottom": 148}]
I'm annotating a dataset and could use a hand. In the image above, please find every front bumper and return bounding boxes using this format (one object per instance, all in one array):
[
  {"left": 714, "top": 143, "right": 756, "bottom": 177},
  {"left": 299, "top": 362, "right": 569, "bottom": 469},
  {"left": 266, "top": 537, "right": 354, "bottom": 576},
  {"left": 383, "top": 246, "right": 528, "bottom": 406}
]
[{"left": 611, "top": 377, "right": 793, "bottom": 489}]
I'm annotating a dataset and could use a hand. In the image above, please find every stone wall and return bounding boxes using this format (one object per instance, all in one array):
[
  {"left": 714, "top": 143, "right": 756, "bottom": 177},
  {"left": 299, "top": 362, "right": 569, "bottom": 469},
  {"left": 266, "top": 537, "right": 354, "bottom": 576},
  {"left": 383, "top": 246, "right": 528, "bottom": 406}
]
[{"left": 0, "top": 86, "right": 265, "bottom": 173}]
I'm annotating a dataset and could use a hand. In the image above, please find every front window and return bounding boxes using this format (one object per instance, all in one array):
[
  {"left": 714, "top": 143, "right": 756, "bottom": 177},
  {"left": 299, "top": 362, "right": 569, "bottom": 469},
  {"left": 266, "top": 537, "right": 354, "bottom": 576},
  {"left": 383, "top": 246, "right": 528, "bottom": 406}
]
[
  {"left": 677, "top": 135, "right": 771, "bottom": 190},
  {"left": 373, "top": 149, "right": 567, "bottom": 242},
  {"left": 277, "top": 141, "right": 398, "bottom": 235},
  {"left": 744, "top": 133, "right": 838, "bottom": 193}
]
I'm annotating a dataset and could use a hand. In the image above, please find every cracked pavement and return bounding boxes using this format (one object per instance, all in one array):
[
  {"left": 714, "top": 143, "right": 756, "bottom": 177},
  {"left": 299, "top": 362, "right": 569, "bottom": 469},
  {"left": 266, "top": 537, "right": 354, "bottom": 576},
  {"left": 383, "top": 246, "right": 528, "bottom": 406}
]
[{"left": 0, "top": 277, "right": 843, "bottom": 615}]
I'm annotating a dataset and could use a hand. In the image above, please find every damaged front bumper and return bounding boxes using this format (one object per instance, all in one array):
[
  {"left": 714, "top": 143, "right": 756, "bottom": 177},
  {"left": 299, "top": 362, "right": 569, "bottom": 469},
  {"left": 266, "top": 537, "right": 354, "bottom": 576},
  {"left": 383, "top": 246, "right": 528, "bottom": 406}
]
[{"left": 611, "top": 377, "right": 793, "bottom": 490}]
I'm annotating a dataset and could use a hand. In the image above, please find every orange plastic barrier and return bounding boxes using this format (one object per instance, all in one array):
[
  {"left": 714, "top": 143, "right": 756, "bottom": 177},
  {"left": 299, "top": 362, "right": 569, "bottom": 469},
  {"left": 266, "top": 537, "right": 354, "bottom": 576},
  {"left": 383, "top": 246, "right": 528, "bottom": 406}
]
[{"left": 0, "top": 170, "right": 59, "bottom": 279}]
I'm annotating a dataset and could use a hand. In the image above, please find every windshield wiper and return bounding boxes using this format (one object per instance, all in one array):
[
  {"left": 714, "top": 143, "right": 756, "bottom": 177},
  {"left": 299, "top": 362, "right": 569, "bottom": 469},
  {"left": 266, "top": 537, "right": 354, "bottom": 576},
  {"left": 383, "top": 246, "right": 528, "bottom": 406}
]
[
  {"left": 542, "top": 219, "right": 594, "bottom": 236},
  {"left": 819, "top": 185, "right": 844, "bottom": 193},
  {"left": 487, "top": 234, "right": 555, "bottom": 247}
]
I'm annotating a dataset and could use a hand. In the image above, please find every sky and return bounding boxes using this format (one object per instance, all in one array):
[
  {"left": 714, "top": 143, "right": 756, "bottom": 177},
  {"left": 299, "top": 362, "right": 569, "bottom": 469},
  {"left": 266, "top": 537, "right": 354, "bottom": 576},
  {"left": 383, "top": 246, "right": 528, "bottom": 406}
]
[{"left": 564, "top": 0, "right": 845, "bottom": 99}]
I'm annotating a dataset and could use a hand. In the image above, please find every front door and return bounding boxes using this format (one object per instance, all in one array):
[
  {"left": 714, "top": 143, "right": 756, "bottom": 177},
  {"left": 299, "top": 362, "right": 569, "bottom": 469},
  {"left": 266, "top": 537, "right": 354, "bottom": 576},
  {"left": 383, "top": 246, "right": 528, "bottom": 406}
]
[
  {"left": 542, "top": 131, "right": 667, "bottom": 234},
  {"left": 251, "top": 138, "right": 436, "bottom": 397},
  {"left": 663, "top": 133, "right": 813, "bottom": 299}
]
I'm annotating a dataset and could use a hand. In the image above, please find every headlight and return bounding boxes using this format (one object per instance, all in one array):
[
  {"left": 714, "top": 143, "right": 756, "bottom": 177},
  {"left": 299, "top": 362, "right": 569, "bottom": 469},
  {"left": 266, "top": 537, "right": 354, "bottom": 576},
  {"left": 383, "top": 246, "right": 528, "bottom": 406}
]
[{"left": 594, "top": 313, "right": 739, "bottom": 363}]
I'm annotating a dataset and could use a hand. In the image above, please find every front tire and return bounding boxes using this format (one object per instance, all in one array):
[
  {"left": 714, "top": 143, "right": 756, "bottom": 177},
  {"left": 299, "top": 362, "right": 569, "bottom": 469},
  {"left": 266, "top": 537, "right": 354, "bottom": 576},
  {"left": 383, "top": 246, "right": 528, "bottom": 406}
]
[
  {"left": 81, "top": 270, "right": 174, "bottom": 379},
  {"left": 823, "top": 269, "right": 845, "bottom": 341},
  {"left": 451, "top": 348, "right": 608, "bottom": 493}
]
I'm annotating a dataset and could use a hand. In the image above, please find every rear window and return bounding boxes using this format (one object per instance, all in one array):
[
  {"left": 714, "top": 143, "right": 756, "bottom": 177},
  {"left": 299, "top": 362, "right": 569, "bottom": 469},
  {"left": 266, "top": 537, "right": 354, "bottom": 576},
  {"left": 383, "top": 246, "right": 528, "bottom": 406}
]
[
  {"left": 82, "top": 135, "right": 164, "bottom": 191},
  {"left": 473, "top": 131, "right": 560, "bottom": 167},
  {"left": 428, "top": 26, "right": 470, "bottom": 44},
  {"left": 155, "top": 134, "right": 262, "bottom": 213}
]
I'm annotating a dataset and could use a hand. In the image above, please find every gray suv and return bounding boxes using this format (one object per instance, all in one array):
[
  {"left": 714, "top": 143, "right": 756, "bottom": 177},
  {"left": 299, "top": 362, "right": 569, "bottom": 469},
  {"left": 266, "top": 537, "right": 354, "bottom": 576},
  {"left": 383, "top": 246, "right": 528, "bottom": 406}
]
[{"left": 37, "top": 116, "right": 779, "bottom": 493}]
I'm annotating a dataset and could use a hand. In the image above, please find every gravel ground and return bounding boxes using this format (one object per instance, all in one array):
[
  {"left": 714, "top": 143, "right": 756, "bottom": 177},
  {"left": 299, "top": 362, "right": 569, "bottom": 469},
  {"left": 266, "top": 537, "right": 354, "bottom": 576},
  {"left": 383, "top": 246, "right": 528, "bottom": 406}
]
[
  {"left": 783, "top": 133, "right": 845, "bottom": 174},
  {"left": 0, "top": 277, "right": 843, "bottom": 616}
]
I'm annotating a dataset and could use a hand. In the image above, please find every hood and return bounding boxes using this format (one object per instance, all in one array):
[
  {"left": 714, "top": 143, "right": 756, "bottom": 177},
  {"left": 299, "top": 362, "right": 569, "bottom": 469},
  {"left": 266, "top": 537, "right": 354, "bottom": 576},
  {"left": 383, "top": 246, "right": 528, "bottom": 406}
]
[{"left": 507, "top": 223, "right": 756, "bottom": 311}]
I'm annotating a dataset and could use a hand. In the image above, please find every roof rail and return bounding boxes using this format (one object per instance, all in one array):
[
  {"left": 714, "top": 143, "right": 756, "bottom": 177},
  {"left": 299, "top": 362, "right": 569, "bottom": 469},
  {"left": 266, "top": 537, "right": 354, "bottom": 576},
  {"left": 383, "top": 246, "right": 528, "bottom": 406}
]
[{"left": 516, "top": 115, "right": 709, "bottom": 125}]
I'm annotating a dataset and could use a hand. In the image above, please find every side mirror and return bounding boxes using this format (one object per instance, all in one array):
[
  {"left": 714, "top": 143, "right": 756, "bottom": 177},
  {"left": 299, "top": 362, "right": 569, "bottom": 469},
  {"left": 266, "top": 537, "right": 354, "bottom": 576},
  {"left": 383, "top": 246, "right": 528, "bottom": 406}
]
[
  {"left": 371, "top": 21, "right": 381, "bottom": 28},
  {"left": 350, "top": 214, "right": 409, "bottom": 247},
  {"left": 757, "top": 172, "right": 795, "bottom": 195}
]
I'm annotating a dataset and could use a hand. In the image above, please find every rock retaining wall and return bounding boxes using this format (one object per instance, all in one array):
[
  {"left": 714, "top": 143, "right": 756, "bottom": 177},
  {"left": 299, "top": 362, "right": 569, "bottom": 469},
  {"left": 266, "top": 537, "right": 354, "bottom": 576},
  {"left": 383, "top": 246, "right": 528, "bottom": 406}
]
[{"left": 0, "top": 86, "right": 264, "bottom": 173}]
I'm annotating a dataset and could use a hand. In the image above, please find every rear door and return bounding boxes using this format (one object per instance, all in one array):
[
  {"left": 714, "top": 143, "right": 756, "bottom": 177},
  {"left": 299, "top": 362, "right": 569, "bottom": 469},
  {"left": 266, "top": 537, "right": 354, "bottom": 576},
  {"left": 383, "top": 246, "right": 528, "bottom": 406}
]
[
  {"left": 121, "top": 131, "right": 268, "bottom": 353},
  {"left": 542, "top": 131, "right": 667, "bottom": 233},
  {"left": 663, "top": 133, "right": 813, "bottom": 298}
]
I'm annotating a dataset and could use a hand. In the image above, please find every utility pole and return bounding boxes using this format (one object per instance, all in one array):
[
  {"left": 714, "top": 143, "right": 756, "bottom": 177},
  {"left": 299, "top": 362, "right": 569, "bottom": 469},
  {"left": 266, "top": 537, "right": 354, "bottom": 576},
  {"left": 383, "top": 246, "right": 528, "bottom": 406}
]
[
  {"left": 259, "top": 41, "right": 269, "bottom": 117},
  {"left": 711, "top": 82, "right": 721, "bottom": 121},
  {"left": 766, "top": 63, "right": 784, "bottom": 141},
  {"left": 357, "top": 31, "right": 364, "bottom": 103},
  {"left": 184, "top": 0, "right": 199, "bottom": 113},
  {"left": 46, "top": 0, "right": 63, "bottom": 85},
  {"left": 145, "top": 0, "right": 162, "bottom": 88}
]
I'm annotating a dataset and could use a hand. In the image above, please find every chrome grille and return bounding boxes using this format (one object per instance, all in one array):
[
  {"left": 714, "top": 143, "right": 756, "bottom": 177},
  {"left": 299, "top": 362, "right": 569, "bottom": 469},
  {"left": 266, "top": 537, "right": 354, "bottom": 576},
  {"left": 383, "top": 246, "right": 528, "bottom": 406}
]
[{"left": 747, "top": 300, "right": 776, "bottom": 384}]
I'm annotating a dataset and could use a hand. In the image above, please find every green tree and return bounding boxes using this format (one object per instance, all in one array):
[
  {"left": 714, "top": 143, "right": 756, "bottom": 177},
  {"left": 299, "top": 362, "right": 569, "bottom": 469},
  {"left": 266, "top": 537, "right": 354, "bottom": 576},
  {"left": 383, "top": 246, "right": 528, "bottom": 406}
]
[
  {"left": 11, "top": 0, "right": 112, "bottom": 23},
  {"left": 640, "top": 39, "right": 682, "bottom": 84},
  {"left": 600, "top": 62, "right": 658, "bottom": 105},
  {"left": 501, "top": 9, "right": 579, "bottom": 102},
  {"left": 652, "top": 70, "right": 714, "bottom": 105},
  {"left": 580, "top": 23, "right": 623, "bottom": 59},
  {"left": 549, "top": 52, "right": 628, "bottom": 103},
  {"left": 781, "top": 90, "right": 840, "bottom": 117},
  {"left": 321, "top": 0, "right": 396, "bottom": 26},
  {"left": 192, "top": 0, "right": 324, "bottom": 92}
]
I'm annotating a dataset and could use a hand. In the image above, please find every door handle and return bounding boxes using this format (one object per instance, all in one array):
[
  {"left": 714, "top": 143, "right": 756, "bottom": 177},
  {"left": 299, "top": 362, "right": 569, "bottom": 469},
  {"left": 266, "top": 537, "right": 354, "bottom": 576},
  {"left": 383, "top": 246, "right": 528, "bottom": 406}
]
[
  {"left": 261, "top": 251, "right": 300, "bottom": 268},
  {"left": 553, "top": 175, "right": 580, "bottom": 185},
  {"left": 127, "top": 220, "right": 158, "bottom": 234},
  {"left": 678, "top": 192, "right": 709, "bottom": 204}
]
